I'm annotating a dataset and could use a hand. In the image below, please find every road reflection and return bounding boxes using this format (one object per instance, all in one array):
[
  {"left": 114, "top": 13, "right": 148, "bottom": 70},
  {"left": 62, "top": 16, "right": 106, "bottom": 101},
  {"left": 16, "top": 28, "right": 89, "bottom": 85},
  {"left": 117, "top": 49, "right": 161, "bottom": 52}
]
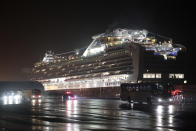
[
  {"left": 31, "top": 99, "right": 42, "bottom": 106},
  {"left": 168, "top": 105, "right": 174, "bottom": 127},
  {"left": 65, "top": 100, "right": 78, "bottom": 117},
  {"left": 155, "top": 105, "right": 175, "bottom": 130},
  {"left": 125, "top": 103, "right": 176, "bottom": 130},
  {"left": 1, "top": 98, "right": 194, "bottom": 130},
  {"left": 156, "top": 105, "right": 163, "bottom": 130},
  {"left": 65, "top": 100, "right": 79, "bottom": 131}
]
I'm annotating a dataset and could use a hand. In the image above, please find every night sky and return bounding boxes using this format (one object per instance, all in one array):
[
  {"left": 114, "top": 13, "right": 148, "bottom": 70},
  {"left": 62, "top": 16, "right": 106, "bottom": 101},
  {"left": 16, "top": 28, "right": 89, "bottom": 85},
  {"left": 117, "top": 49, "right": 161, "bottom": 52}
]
[{"left": 0, "top": 1, "right": 195, "bottom": 82}]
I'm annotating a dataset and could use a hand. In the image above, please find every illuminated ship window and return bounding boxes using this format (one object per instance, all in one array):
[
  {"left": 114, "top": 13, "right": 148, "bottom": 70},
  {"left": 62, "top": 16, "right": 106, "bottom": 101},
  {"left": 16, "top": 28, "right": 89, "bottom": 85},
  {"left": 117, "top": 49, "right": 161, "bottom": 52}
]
[
  {"left": 68, "top": 56, "right": 72, "bottom": 60},
  {"left": 41, "top": 69, "right": 46, "bottom": 72},
  {"left": 175, "top": 74, "right": 184, "bottom": 79},
  {"left": 156, "top": 73, "right": 162, "bottom": 78},
  {"left": 143, "top": 73, "right": 155, "bottom": 78},
  {"left": 102, "top": 72, "right": 110, "bottom": 76},
  {"left": 115, "top": 71, "right": 120, "bottom": 74},
  {"left": 92, "top": 74, "right": 97, "bottom": 77},
  {"left": 47, "top": 73, "right": 52, "bottom": 76},
  {"left": 169, "top": 73, "right": 184, "bottom": 79},
  {"left": 110, "top": 64, "right": 115, "bottom": 67},
  {"left": 169, "top": 74, "right": 175, "bottom": 78}
]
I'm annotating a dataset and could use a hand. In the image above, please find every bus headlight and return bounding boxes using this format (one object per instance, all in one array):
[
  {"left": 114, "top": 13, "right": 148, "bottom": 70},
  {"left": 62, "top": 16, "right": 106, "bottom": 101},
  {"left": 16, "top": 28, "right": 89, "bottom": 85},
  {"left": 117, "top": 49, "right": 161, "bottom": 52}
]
[
  {"left": 14, "top": 95, "right": 20, "bottom": 100},
  {"left": 38, "top": 99, "right": 41, "bottom": 103},
  {"left": 158, "top": 98, "right": 162, "bottom": 102},
  {"left": 3, "top": 96, "right": 7, "bottom": 101},
  {"left": 32, "top": 99, "right": 36, "bottom": 103},
  {"left": 169, "top": 98, "right": 172, "bottom": 102}
]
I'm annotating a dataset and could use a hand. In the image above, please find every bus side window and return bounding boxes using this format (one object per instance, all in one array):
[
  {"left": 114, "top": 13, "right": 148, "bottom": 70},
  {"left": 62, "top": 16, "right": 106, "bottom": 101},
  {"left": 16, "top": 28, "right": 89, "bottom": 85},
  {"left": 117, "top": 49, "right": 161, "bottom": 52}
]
[
  {"left": 140, "top": 86, "right": 142, "bottom": 91},
  {"left": 140, "top": 86, "right": 144, "bottom": 92},
  {"left": 149, "top": 86, "right": 152, "bottom": 91},
  {"left": 152, "top": 85, "right": 157, "bottom": 95},
  {"left": 146, "top": 86, "right": 149, "bottom": 91},
  {"left": 136, "top": 87, "right": 139, "bottom": 92},
  {"left": 130, "top": 86, "right": 133, "bottom": 92},
  {"left": 132, "top": 86, "right": 135, "bottom": 92},
  {"left": 127, "top": 86, "right": 130, "bottom": 92}
]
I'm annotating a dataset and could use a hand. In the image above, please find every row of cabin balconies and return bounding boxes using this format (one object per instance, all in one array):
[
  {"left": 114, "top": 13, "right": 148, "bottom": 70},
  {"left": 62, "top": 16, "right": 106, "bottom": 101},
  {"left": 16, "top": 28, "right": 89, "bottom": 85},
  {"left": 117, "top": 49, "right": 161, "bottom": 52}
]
[
  {"left": 35, "top": 61, "right": 133, "bottom": 78},
  {"left": 39, "top": 60, "right": 132, "bottom": 78},
  {"left": 33, "top": 49, "right": 131, "bottom": 73},
  {"left": 33, "top": 54, "right": 132, "bottom": 77},
  {"left": 68, "top": 57, "right": 132, "bottom": 73},
  {"left": 33, "top": 61, "right": 133, "bottom": 81},
  {"left": 34, "top": 48, "right": 129, "bottom": 71},
  {"left": 33, "top": 49, "right": 129, "bottom": 70},
  {"left": 64, "top": 70, "right": 133, "bottom": 82},
  {"left": 33, "top": 49, "right": 132, "bottom": 77},
  {"left": 67, "top": 64, "right": 133, "bottom": 76},
  {"left": 34, "top": 69, "right": 133, "bottom": 81},
  {"left": 33, "top": 59, "right": 133, "bottom": 80},
  {"left": 62, "top": 48, "right": 128, "bottom": 67}
]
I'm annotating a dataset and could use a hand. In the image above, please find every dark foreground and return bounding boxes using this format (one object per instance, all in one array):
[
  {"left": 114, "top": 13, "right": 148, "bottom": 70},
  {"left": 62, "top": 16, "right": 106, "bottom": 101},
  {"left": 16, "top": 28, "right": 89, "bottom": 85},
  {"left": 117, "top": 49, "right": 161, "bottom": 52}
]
[{"left": 0, "top": 97, "right": 196, "bottom": 131}]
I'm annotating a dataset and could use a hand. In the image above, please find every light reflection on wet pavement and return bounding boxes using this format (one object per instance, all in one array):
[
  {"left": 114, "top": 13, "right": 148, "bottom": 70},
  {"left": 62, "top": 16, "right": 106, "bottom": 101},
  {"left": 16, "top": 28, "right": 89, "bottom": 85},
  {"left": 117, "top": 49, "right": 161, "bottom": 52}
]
[{"left": 0, "top": 98, "right": 196, "bottom": 130}]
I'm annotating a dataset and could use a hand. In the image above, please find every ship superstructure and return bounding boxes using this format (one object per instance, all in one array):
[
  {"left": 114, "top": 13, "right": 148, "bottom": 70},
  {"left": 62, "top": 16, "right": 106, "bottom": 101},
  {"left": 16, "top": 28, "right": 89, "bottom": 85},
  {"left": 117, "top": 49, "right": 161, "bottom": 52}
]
[{"left": 32, "top": 28, "right": 185, "bottom": 96}]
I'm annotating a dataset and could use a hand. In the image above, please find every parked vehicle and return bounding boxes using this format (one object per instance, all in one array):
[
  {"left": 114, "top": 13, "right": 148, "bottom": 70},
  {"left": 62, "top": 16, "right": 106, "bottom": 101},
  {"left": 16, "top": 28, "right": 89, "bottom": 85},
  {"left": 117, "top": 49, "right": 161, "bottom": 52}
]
[
  {"left": 63, "top": 91, "right": 77, "bottom": 100},
  {"left": 120, "top": 83, "right": 183, "bottom": 105}
]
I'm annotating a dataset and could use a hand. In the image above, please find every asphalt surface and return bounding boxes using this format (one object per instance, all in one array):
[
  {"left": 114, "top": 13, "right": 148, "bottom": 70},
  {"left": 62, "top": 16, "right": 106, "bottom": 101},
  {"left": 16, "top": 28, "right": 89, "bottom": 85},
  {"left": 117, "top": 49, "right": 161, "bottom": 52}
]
[{"left": 0, "top": 97, "right": 196, "bottom": 131}]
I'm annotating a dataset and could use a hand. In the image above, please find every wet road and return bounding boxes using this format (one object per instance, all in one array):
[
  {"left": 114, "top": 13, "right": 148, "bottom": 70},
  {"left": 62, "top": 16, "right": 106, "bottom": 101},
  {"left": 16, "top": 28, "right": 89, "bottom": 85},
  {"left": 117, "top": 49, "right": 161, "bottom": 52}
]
[{"left": 0, "top": 97, "right": 196, "bottom": 131}]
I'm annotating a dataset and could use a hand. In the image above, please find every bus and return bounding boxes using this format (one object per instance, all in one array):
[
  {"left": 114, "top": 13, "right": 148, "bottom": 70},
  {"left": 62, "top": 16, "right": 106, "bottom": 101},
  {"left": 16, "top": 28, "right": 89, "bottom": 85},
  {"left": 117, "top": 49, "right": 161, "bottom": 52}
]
[{"left": 120, "top": 83, "right": 183, "bottom": 105}]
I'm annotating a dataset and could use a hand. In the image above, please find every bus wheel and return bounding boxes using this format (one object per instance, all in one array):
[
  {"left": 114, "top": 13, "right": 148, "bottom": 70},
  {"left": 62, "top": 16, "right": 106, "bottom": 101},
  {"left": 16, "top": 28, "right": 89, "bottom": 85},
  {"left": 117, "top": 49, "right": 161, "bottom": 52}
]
[{"left": 147, "top": 97, "right": 152, "bottom": 105}]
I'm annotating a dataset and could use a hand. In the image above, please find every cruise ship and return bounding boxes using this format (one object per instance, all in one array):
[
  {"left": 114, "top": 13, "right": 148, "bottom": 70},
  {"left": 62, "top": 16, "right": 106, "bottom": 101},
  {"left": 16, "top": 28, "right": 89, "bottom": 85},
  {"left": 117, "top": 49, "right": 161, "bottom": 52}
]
[{"left": 31, "top": 28, "right": 186, "bottom": 98}]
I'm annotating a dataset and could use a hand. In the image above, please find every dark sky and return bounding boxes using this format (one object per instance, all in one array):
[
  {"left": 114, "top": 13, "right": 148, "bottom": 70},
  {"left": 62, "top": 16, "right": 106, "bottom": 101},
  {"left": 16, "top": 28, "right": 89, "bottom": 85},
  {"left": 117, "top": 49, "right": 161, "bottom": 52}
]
[{"left": 0, "top": 1, "right": 195, "bottom": 82}]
